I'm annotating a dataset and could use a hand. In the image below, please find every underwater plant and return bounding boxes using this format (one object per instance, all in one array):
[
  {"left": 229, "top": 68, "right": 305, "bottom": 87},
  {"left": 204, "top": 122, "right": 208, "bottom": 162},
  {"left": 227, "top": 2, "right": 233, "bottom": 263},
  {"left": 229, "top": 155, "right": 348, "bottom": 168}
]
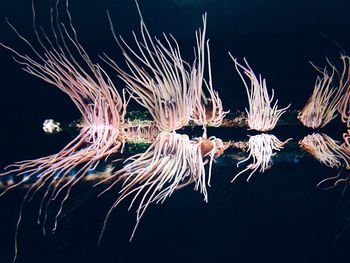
[
  {"left": 339, "top": 95, "right": 350, "bottom": 127},
  {"left": 0, "top": 1, "right": 130, "bottom": 244},
  {"left": 94, "top": 1, "right": 230, "bottom": 240},
  {"left": 0, "top": 0, "right": 230, "bottom": 248},
  {"left": 230, "top": 56, "right": 290, "bottom": 132},
  {"left": 189, "top": 14, "right": 228, "bottom": 132},
  {"left": 231, "top": 134, "right": 292, "bottom": 182},
  {"left": 1, "top": 1, "right": 350, "bottom": 261},
  {"left": 103, "top": 3, "right": 193, "bottom": 133},
  {"left": 339, "top": 130, "right": 350, "bottom": 169},
  {"left": 97, "top": 131, "right": 227, "bottom": 240},
  {"left": 299, "top": 133, "right": 343, "bottom": 168},
  {"left": 299, "top": 58, "right": 347, "bottom": 129},
  {"left": 105, "top": 7, "right": 227, "bottom": 135},
  {"left": 300, "top": 132, "right": 350, "bottom": 188},
  {"left": 338, "top": 56, "right": 350, "bottom": 127}
]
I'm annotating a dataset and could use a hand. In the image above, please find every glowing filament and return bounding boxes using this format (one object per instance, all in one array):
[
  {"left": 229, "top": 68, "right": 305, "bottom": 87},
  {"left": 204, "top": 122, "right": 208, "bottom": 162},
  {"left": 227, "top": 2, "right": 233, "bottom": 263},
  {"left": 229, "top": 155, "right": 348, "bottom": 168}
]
[
  {"left": 299, "top": 133, "right": 343, "bottom": 168},
  {"left": 189, "top": 14, "right": 228, "bottom": 129},
  {"left": 0, "top": 1, "right": 128, "bottom": 234},
  {"left": 337, "top": 56, "right": 350, "bottom": 127},
  {"left": 230, "top": 56, "right": 290, "bottom": 132},
  {"left": 98, "top": 131, "right": 227, "bottom": 240},
  {"left": 104, "top": 3, "right": 192, "bottom": 132},
  {"left": 299, "top": 59, "right": 346, "bottom": 128},
  {"left": 232, "top": 134, "right": 291, "bottom": 182}
]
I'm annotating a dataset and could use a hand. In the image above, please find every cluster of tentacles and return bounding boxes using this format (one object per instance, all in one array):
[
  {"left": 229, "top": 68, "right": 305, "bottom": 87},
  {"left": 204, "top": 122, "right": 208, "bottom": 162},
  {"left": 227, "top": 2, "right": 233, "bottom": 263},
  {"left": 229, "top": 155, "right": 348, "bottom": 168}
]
[
  {"left": 296, "top": 56, "right": 350, "bottom": 188},
  {"left": 0, "top": 0, "right": 230, "bottom": 245},
  {"left": 0, "top": 1, "right": 130, "bottom": 235},
  {"left": 232, "top": 134, "right": 291, "bottom": 182},
  {"left": 2, "top": 0, "right": 350, "bottom": 255},
  {"left": 96, "top": 4, "right": 229, "bottom": 236},
  {"left": 230, "top": 56, "right": 290, "bottom": 132},
  {"left": 298, "top": 59, "right": 347, "bottom": 129}
]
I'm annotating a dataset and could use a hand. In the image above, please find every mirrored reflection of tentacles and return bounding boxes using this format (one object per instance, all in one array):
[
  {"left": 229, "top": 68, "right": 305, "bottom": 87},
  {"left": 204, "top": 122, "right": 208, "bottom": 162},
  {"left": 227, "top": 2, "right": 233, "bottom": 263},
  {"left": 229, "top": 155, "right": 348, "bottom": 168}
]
[
  {"left": 97, "top": 134, "right": 227, "bottom": 240},
  {"left": 97, "top": 131, "right": 227, "bottom": 240},
  {"left": 189, "top": 14, "right": 228, "bottom": 132},
  {"left": 229, "top": 56, "right": 290, "bottom": 132},
  {"left": 299, "top": 133, "right": 344, "bottom": 168},
  {"left": 2, "top": 0, "right": 350, "bottom": 259},
  {"left": 298, "top": 58, "right": 347, "bottom": 129},
  {"left": 338, "top": 56, "right": 350, "bottom": 127},
  {"left": 231, "top": 134, "right": 292, "bottom": 182},
  {"left": 0, "top": 0, "right": 128, "bottom": 240},
  {"left": 97, "top": 2, "right": 228, "bottom": 240},
  {"left": 299, "top": 133, "right": 350, "bottom": 189},
  {"left": 341, "top": 131, "right": 350, "bottom": 169}
]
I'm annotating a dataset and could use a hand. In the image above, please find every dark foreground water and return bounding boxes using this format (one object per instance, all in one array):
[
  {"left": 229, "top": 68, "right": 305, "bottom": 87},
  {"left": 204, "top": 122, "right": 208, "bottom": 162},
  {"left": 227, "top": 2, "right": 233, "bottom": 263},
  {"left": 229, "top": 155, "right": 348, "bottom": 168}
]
[
  {"left": 0, "top": 0, "right": 350, "bottom": 262},
  {"left": 0, "top": 161, "right": 349, "bottom": 263}
]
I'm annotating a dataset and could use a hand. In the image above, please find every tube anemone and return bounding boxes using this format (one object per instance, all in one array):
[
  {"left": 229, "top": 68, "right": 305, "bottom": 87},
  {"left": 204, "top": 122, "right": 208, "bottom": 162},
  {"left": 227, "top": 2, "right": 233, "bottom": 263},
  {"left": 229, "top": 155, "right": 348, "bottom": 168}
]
[
  {"left": 105, "top": 5, "right": 227, "bottom": 134},
  {"left": 300, "top": 132, "right": 350, "bottom": 188},
  {"left": 339, "top": 89, "right": 350, "bottom": 127},
  {"left": 104, "top": 2, "right": 192, "bottom": 132},
  {"left": 299, "top": 131, "right": 350, "bottom": 191},
  {"left": 299, "top": 133, "right": 343, "bottom": 168},
  {"left": 189, "top": 14, "right": 228, "bottom": 130},
  {"left": 299, "top": 59, "right": 346, "bottom": 128},
  {"left": 0, "top": 0, "right": 127, "bottom": 234},
  {"left": 230, "top": 56, "right": 290, "bottom": 132},
  {"left": 337, "top": 56, "right": 350, "bottom": 127},
  {"left": 231, "top": 134, "right": 291, "bottom": 182},
  {"left": 97, "top": 131, "right": 227, "bottom": 240},
  {"left": 340, "top": 131, "right": 350, "bottom": 169},
  {"left": 98, "top": 2, "right": 230, "bottom": 240}
]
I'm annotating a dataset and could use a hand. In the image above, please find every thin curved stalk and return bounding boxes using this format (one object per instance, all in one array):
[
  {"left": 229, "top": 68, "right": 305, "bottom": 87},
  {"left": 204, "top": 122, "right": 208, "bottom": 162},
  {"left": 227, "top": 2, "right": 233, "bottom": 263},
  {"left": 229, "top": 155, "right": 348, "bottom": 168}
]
[{"left": 230, "top": 56, "right": 290, "bottom": 131}]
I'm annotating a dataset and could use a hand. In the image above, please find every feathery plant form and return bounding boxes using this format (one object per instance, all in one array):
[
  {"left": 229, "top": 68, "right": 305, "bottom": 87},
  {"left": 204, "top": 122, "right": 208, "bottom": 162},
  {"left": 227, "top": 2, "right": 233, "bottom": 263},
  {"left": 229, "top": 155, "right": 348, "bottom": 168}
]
[
  {"left": 97, "top": 131, "right": 227, "bottom": 241},
  {"left": 2, "top": 0, "right": 348, "bottom": 258},
  {"left": 299, "top": 133, "right": 343, "bottom": 168},
  {"left": 337, "top": 56, "right": 350, "bottom": 127},
  {"left": 104, "top": 2, "right": 192, "bottom": 132},
  {"left": 299, "top": 132, "right": 350, "bottom": 191},
  {"left": 96, "top": 0, "right": 229, "bottom": 240},
  {"left": 0, "top": 1, "right": 129, "bottom": 252},
  {"left": 298, "top": 59, "right": 346, "bottom": 128},
  {"left": 229, "top": 56, "right": 290, "bottom": 132},
  {"left": 339, "top": 102, "right": 350, "bottom": 128},
  {"left": 300, "top": 132, "right": 350, "bottom": 188},
  {"left": 340, "top": 131, "right": 350, "bottom": 169},
  {"left": 105, "top": 6, "right": 227, "bottom": 135},
  {"left": 231, "top": 134, "right": 292, "bottom": 182},
  {"left": 189, "top": 14, "right": 228, "bottom": 132}
]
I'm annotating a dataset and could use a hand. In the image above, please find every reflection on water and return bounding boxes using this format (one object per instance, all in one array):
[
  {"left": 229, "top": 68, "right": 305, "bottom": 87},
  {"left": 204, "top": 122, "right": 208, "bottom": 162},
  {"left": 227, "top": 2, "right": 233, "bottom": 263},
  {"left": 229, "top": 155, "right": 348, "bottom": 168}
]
[{"left": 0, "top": 0, "right": 350, "bottom": 262}]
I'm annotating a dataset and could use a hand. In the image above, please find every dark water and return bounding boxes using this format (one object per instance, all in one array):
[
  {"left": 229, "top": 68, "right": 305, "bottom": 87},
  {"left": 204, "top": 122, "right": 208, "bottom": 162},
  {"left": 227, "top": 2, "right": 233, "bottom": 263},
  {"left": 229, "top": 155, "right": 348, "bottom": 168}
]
[{"left": 0, "top": 0, "right": 350, "bottom": 262}]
